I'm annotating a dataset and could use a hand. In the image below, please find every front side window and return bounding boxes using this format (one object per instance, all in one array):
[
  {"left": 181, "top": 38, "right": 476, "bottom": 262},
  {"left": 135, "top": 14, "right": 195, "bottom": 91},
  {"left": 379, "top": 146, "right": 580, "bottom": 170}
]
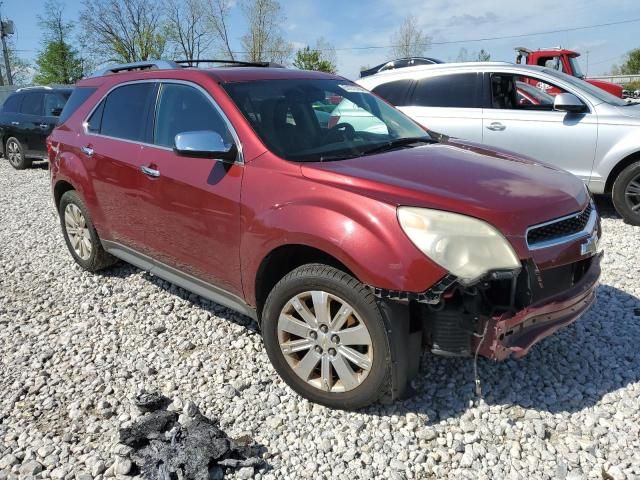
[
  {"left": 154, "top": 83, "right": 232, "bottom": 148},
  {"left": 372, "top": 79, "right": 413, "bottom": 106},
  {"left": 98, "top": 83, "right": 157, "bottom": 142},
  {"left": 44, "top": 92, "right": 71, "bottom": 117},
  {"left": 223, "top": 79, "right": 430, "bottom": 162},
  {"left": 410, "top": 73, "right": 479, "bottom": 108},
  {"left": 20, "top": 93, "right": 44, "bottom": 116},
  {"left": 490, "top": 74, "right": 575, "bottom": 110}
]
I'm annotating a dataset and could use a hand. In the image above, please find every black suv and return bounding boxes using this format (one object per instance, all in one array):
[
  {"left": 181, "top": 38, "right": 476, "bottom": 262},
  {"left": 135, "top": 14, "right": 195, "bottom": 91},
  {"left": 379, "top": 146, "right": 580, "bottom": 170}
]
[{"left": 0, "top": 86, "right": 72, "bottom": 169}]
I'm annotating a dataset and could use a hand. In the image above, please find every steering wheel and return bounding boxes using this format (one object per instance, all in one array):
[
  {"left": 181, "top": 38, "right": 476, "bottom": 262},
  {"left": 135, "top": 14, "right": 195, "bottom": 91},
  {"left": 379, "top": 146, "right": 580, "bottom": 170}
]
[{"left": 331, "top": 122, "right": 356, "bottom": 140}]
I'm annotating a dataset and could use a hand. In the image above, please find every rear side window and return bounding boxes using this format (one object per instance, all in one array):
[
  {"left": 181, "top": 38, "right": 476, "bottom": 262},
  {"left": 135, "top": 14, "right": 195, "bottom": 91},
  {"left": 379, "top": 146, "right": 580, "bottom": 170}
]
[
  {"left": 154, "top": 83, "right": 232, "bottom": 148},
  {"left": 372, "top": 79, "right": 413, "bottom": 106},
  {"left": 58, "top": 88, "right": 95, "bottom": 123},
  {"left": 99, "top": 83, "right": 157, "bottom": 142},
  {"left": 2, "top": 93, "right": 22, "bottom": 113},
  {"left": 410, "top": 73, "right": 479, "bottom": 108},
  {"left": 20, "top": 92, "right": 44, "bottom": 115}
]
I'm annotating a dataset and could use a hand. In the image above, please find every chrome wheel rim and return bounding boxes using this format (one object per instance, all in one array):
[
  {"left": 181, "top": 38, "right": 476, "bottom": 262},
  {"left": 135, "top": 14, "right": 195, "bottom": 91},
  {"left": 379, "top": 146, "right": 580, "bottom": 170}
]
[
  {"left": 6, "top": 140, "right": 20, "bottom": 167},
  {"left": 64, "top": 204, "right": 92, "bottom": 260},
  {"left": 625, "top": 174, "right": 640, "bottom": 213},
  {"left": 277, "top": 291, "right": 373, "bottom": 393}
]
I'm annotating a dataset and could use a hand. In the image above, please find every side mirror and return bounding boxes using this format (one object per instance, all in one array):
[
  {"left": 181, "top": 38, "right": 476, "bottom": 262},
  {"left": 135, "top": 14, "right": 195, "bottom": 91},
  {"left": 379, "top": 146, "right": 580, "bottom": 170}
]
[
  {"left": 173, "top": 131, "right": 237, "bottom": 162},
  {"left": 51, "top": 107, "right": 63, "bottom": 116},
  {"left": 553, "top": 93, "right": 586, "bottom": 113}
]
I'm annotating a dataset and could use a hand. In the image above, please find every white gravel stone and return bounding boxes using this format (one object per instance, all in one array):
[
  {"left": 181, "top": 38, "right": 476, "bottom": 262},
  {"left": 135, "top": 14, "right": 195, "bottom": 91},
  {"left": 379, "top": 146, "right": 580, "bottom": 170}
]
[{"left": 1, "top": 162, "right": 639, "bottom": 479}]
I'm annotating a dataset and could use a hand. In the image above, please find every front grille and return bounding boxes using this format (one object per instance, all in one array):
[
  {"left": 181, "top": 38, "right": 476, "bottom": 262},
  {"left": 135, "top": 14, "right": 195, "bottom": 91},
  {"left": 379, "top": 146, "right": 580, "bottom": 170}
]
[{"left": 527, "top": 203, "right": 592, "bottom": 248}]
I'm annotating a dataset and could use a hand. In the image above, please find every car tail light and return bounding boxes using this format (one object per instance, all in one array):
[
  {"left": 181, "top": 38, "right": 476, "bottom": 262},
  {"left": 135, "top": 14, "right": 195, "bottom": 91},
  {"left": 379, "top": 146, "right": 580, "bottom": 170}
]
[{"left": 328, "top": 115, "right": 340, "bottom": 129}]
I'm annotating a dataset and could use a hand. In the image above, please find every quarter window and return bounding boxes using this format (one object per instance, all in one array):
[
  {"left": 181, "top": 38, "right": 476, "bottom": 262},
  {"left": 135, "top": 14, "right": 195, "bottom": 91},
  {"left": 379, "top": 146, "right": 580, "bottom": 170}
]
[
  {"left": 154, "top": 83, "right": 232, "bottom": 148},
  {"left": 99, "top": 83, "right": 157, "bottom": 142},
  {"left": 372, "top": 79, "right": 413, "bottom": 106},
  {"left": 410, "top": 73, "right": 478, "bottom": 108},
  {"left": 20, "top": 92, "right": 44, "bottom": 116},
  {"left": 2, "top": 93, "right": 22, "bottom": 113}
]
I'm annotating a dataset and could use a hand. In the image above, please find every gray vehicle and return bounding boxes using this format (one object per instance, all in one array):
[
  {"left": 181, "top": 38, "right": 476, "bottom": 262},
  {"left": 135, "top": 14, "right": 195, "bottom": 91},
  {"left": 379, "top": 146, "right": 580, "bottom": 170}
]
[{"left": 358, "top": 62, "right": 640, "bottom": 225}]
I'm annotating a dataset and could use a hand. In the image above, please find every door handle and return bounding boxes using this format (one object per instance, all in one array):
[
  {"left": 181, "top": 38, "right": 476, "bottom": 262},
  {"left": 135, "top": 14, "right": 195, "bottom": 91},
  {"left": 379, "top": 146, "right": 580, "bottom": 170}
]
[
  {"left": 39, "top": 123, "right": 49, "bottom": 129},
  {"left": 486, "top": 122, "right": 506, "bottom": 131},
  {"left": 11, "top": 121, "right": 19, "bottom": 126},
  {"left": 141, "top": 165, "right": 160, "bottom": 178},
  {"left": 81, "top": 146, "right": 94, "bottom": 157}
]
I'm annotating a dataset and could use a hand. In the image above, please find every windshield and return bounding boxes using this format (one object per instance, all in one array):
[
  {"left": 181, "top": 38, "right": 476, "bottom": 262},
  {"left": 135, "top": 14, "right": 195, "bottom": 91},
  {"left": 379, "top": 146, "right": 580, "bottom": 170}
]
[
  {"left": 542, "top": 68, "right": 627, "bottom": 106},
  {"left": 568, "top": 56, "right": 584, "bottom": 78},
  {"left": 223, "top": 79, "right": 431, "bottom": 161}
]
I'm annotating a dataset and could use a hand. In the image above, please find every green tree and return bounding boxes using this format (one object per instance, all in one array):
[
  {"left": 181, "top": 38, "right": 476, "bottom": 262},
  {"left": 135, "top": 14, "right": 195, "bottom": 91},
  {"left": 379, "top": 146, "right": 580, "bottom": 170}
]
[
  {"left": 293, "top": 45, "right": 336, "bottom": 73},
  {"left": 476, "top": 49, "right": 491, "bottom": 61},
  {"left": 619, "top": 48, "right": 640, "bottom": 74},
  {"left": 33, "top": 0, "right": 83, "bottom": 84}
]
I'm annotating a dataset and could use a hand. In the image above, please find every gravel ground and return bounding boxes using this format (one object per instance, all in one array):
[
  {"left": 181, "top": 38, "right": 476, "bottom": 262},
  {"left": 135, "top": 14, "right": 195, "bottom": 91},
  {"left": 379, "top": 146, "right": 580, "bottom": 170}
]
[{"left": 1, "top": 158, "right": 639, "bottom": 480}]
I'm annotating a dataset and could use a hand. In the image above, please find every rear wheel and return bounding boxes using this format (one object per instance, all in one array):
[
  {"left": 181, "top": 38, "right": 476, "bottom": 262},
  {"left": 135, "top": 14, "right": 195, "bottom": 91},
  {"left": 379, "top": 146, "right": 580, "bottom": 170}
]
[
  {"left": 5, "top": 137, "right": 31, "bottom": 170},
  {"left": 612, "top": 161, "right": 640, "bottom": 226},
  {"left": 59, "top": 190, "right": 117, "bottom": 271},
  {"left": 261, "top": 264, "right": 393, "bottom": 409}
]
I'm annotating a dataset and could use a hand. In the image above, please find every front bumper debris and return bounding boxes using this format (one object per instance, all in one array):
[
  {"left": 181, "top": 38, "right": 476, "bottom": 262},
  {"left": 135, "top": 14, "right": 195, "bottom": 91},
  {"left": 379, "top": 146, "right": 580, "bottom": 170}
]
[{"left": 475, "top": 251, "right": 602, "bottom": 361}]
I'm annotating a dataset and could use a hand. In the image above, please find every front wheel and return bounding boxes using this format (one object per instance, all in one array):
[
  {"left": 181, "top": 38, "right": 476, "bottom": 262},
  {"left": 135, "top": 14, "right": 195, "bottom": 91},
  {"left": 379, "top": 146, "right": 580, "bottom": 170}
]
[
  {"left": 261, "top": 264, "right": 393, "bottom": 409},
  {"left": 612, "top": 161, "right": 640, "bottom": 226}
]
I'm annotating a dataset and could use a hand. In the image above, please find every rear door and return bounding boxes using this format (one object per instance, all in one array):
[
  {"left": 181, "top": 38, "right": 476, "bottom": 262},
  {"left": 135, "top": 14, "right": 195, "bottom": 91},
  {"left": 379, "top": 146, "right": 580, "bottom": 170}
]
[
  {"left": 82, "top": 81, "right": 159, "bottom": 253},
  {"left": 136, "top": 81, "right": 244, "bottom": 297},
  {"left": 18, "top": 91, "right": 47, "bottom": 155},
  {"left": 482, "top": 72, "right": 598, "bottom": 182},
  {"left": 41, "top": 91, "right": 71, "bottom": 138},
  {"left": 0, "top": 93, "right": 24, "bottom": 153},
  {"left": 399, "top": 72, "right": 484, "bottom": 142}
]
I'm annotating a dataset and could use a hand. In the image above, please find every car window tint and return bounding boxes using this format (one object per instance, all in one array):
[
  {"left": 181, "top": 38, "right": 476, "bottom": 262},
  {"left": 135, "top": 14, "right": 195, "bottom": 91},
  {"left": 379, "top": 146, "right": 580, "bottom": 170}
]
[
  {"left": 372, "top": 80, "right": 412, "bottom": 106},
  {"left": 20, "top": 92, "right": 44, "bottom": 116},
  {"left": 100, "top": 83, "right": 157, "bottom": 141},
  {"left": 44, "top": 92, "right": 71, "bottom": 117},
  {"left": 2, "top": 93, "right": 22, "bottom": 113},
  {"left": 154, "top": 83, "right": 232, "bottom": 148},
  {"left": 491, "top": 74, "right": 570, "bottom": 110},
  {"left": 411, "top": 74, "right": 478, "bottom": 108},
  {"left": 59, "top": 87, "right": 96, "bottom": 124}
]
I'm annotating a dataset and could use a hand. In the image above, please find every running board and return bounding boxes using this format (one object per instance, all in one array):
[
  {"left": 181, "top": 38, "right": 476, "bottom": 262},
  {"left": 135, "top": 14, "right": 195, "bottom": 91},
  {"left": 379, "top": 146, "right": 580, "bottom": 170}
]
[{"left": 101, "top": 240, "right": 257, "bottom": 320}]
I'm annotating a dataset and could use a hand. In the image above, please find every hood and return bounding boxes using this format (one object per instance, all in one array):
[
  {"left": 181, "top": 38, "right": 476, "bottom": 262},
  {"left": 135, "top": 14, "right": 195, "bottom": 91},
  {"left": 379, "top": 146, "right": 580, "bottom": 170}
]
[
  {"left": 300, "top": 139, "right": 589, "bottom": 238},
  {"left": 616, "top": 102, "right": 640, "bottom": 119}
]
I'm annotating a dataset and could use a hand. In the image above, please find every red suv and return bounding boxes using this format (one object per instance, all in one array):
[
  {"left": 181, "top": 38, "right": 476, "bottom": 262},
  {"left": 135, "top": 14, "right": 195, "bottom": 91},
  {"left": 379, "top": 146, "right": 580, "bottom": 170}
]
[{"left": 49, "top": 60, "right": 602, "bottom": 409}]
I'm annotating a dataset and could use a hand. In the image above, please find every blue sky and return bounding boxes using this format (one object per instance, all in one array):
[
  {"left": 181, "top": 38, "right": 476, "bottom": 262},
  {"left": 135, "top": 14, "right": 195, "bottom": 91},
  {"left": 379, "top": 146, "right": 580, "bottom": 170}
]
[{"left": 4, "top": 0, "right": 639, "bottom": 80}]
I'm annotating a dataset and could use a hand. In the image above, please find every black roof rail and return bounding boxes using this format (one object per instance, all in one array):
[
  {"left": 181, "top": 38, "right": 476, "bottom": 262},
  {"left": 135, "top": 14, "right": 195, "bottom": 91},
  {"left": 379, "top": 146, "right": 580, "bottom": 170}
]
[
  {"left": 88, "top": 60, "right": 180, "bottom": 78},
  {"left": 175, "top": 59, "right": 284, "bottom": 68}
]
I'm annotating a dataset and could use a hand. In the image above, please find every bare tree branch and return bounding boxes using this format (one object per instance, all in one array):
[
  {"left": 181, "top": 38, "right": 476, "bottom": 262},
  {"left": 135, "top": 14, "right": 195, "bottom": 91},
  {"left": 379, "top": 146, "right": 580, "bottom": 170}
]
[
  {"left": 164, "top": 0, "right": 214, "bottom": 64},
  {"left": 205, "top": 0, "right": 235, "bottom": 60},
  {"left": 240, "top": 0, "right": 293, "bottom": 64},
  {"left": 390, "top": 16, "right": 430, "bottom": 58}
]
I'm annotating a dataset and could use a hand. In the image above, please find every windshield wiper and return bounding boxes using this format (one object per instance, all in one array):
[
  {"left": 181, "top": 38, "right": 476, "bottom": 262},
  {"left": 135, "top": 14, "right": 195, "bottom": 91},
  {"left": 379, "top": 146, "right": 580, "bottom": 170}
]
[{"left": 360, "top": 137, "right": 436, "bottom": 156}]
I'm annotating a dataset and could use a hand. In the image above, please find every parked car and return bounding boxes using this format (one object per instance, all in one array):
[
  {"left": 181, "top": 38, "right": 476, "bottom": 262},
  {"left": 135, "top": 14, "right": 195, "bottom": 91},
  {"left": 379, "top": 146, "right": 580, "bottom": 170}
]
[
  {"left": 360, "top": 57, "right": 444, "bottom": 78},
  {"left": 0, "top": 86, "right": 72, "bottom": 169},
  {"left": 49, "top": 60, "right": 601, "bottom": 409},
  {"left": 359, "top": 62, "right": 640, "bottom": 225}
]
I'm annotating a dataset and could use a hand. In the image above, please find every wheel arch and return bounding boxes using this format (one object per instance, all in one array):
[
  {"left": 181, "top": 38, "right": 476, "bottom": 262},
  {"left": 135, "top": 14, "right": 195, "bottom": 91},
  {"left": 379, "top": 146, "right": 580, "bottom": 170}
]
[
  {"left": 53, "top": 180, "right": 76, "bottom": 210},
  {"left": 253, "top": 243, "right": 356, "bottom": 321},
  {"left": 605, "top": 150, "right": 640, "bottom": 194}
]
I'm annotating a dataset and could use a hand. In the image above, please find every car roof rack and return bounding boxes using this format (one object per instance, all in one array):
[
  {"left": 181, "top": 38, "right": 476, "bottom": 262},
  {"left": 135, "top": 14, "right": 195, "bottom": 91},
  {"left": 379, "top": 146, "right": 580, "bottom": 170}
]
[
  {"left": 175, "top": 59, "right": 284, "bottom": 68},
  {"left": 16, "top": 86, "right": 53, "bottom": 91},
  {"left": 88, "top": 60, "right": 180, "bottom": 78}
]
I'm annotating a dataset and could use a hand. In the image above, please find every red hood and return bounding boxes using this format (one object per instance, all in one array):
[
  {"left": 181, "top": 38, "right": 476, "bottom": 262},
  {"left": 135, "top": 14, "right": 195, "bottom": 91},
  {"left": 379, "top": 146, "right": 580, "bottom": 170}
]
[
  {"left": 300, "top": 139, "right": 589, "bottom": 238},
  {"left": 587, "top": 78, "right": 623, "bottom": 98}
]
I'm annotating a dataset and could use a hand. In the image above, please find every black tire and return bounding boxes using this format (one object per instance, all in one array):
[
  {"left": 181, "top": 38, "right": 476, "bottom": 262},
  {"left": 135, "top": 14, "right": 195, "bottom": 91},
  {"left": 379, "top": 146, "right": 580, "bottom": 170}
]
[
  {"left": 5, "top": 137, "right": 32, "bottom": 170},
  {"left": 59, "top": 190, "right": 118, "bottom": 271},
  {"left": 261, "top": 264, "right": 393, "bottom": 410},
  {"left": 612, "top": 160, "right": 640, "bottom": 226}
]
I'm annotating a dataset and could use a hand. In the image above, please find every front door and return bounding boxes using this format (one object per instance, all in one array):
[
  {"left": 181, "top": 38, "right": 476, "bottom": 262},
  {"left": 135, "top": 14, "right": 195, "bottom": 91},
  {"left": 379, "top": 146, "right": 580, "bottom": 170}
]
[
  {"left": 482, "top": 73, "right": 598, "bottom": 183},
  {"left": 137, "top": 82, "right": 244, "bottom": 297}
]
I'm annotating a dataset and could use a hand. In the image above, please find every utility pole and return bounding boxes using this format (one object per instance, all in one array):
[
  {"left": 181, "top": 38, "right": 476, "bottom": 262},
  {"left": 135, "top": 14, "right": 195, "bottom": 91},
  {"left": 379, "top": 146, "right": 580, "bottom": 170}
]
[{"left": 0, "top": 2, "right": 14, "bottom": 85}]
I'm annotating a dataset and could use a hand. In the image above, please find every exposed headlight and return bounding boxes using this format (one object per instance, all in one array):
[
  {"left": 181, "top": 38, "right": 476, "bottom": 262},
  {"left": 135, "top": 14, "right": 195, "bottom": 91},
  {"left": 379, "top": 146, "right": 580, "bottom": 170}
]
[{"left": 398, "top": 207, "right": 520, "bottom": 285}]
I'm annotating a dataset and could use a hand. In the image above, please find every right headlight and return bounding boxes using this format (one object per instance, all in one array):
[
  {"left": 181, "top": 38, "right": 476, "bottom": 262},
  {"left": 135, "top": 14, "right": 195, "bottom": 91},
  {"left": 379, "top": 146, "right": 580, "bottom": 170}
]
[{"left": 397, "top": 207, "right": 520, "bottom": 285}]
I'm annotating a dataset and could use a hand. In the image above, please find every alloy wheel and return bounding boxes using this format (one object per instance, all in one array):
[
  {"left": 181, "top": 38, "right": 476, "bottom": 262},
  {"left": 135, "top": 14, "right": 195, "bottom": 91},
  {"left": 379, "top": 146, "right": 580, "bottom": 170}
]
[
  {"left": 6, "top": 140, "right": 21, "bottom": 168},
  {"left": 277, "top": 290, "right": 373, "bottom": 393},
  {"left": 625, "top": 174, "right": 640, "bottom": 214},
  {"left": 64, "top": 204, "right": 92, "bottom": 260}
]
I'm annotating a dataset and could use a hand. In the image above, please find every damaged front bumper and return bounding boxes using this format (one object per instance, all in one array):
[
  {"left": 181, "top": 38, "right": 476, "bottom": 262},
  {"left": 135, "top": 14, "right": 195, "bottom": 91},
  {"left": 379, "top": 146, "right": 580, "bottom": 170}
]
[{"left": 475, "top": 251, "right": 602, "bottom": 360}]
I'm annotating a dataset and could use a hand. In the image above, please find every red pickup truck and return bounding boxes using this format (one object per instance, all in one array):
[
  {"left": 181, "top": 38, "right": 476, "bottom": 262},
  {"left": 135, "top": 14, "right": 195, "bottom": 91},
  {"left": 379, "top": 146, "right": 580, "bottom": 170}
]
[{"left": 515, "top": 47, "right": 623, "bottom": 98}]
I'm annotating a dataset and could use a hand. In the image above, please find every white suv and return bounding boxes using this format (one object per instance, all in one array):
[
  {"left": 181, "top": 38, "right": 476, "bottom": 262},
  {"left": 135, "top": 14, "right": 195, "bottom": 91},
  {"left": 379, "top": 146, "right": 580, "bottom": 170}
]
[{"left": 358, "top": 62, "right": 640, "bottom": 225}]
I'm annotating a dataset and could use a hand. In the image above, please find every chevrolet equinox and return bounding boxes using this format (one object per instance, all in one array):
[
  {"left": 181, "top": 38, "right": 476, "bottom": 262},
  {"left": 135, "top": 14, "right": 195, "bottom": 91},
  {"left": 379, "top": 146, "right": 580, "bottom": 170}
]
[{"left": 48, "top": 60, "right": 602, "bottom": 409}]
